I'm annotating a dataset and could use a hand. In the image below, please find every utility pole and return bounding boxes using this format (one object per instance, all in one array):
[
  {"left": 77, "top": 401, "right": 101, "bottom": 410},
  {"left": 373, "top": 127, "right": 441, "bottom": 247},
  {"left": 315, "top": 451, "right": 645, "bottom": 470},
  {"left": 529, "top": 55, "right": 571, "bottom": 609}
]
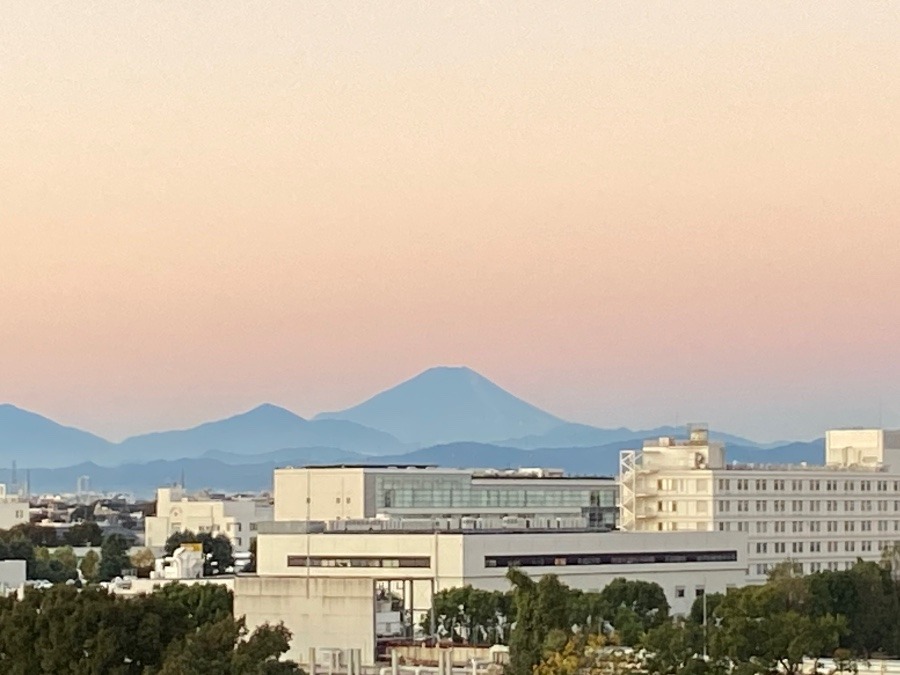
[{"left": 702, "top": 586, "right": 708, "bottom": 660}]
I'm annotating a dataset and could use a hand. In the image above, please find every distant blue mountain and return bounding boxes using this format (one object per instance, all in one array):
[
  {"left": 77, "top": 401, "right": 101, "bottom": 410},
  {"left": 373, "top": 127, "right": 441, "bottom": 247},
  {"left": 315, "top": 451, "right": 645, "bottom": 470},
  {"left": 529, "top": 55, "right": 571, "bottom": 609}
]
[
  {"left": 117, "top": 404, "right": 406, "bottom": 459},
  {"left": 315, "top": 366, "right": 565, "bottom": 446},
  {"left": 13, "top": 438, "right": 827, "bottom": 496},
  {"left": 0, "top": 404, "right": 112, "bottom": 467},
  {"left": 201, "top": 446, "right": 364, "bottom": 466},
  {"left": 501, "top": 424, "right": 765, "bottom": 450}
]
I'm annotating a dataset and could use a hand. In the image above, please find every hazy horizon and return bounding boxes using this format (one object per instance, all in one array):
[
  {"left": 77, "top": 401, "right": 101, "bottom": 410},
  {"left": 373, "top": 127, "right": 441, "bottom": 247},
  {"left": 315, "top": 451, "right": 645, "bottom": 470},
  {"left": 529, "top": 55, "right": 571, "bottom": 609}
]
[{"left": 3, "top": 3, "right": 899, "bottom": 441}]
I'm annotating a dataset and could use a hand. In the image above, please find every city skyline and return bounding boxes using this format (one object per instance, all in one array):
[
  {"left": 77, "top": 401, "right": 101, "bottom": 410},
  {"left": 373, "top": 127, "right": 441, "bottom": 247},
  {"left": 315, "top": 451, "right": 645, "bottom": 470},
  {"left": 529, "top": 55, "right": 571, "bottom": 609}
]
[{"left": 3, "top": 2, "right": 899, "bottom": 441}]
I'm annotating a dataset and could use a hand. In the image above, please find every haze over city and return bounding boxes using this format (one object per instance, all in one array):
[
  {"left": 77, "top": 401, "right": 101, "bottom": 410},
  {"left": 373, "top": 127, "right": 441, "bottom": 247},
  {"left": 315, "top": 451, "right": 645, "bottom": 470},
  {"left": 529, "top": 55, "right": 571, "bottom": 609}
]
[{"left": 3, "top": 2, "right": 899, "bottom": 442}]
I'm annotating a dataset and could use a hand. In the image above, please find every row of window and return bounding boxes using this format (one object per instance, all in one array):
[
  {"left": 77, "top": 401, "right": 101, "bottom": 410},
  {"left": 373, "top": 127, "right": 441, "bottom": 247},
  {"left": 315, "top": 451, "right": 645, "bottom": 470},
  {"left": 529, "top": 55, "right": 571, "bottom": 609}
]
[
  {"left": 754, "top": 540, "right": 878, "bottom": 554},
  {"left": 720, "top": 479, "right": 893, "bottom": 492},
  {"left": 717, "top": 499, "right": 897, "bottom": 513},
  {"left": 286, "top": 556, "right": 431, "bottom": 568},
  {"left": 717, "top": 519, "right": 898, "bottom": 533},
  {"left": 483, "top": 550, "right": 738, "bottom": 568},
  {"left": 754, "top": 561, "right": 853, "bottom": 575}
]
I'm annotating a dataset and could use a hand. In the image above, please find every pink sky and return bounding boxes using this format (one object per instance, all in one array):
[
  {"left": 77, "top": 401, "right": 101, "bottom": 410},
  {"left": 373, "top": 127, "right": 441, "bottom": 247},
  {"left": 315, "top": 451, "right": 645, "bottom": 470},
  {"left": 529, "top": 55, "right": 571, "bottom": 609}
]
[{"left": 2, "top": 2, "right": 898, "bottom": 441}]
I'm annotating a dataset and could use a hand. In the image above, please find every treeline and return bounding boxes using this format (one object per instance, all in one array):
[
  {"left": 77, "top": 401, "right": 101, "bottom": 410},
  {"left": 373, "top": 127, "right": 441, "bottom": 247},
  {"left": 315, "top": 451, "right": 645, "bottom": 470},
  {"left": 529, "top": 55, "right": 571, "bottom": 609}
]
[
  {"left": 430, "top": 558, "right": 900, "bottom": 675},
  {"left": 0, "top": 526, "right": 134, "bottom": 583},
  {"left": 0, "top": 583, "right": 302, "bottom": 674}
]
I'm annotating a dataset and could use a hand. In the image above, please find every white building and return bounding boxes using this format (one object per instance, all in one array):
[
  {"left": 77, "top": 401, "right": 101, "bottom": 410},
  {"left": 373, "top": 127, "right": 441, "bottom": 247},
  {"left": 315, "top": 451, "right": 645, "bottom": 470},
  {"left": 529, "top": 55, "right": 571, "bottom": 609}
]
[
  {"left": 0, "top": 483, "right": 29, "bottom": 531},
  {"left": 144, "top": 486, "right": 273, "bottom": 552},
  {"left": 620, "top": 425, "right": 900, "bottom": 581},
  {"left": 273, "top": 465, "right": 618, "bottom": 530},
  {"left": 239, "top": 522, "right": 746, "bottom": 666},
  {"left": 236, "top": 465, "right": 747, "bottom": 667}
]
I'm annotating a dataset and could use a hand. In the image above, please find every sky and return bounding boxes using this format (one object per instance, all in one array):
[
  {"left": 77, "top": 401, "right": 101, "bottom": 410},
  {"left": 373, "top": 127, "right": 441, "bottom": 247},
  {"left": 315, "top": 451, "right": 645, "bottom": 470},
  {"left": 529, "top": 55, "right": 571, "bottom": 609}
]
[{"left": 2, "top": 2, "right": 899, "bottom": 442}]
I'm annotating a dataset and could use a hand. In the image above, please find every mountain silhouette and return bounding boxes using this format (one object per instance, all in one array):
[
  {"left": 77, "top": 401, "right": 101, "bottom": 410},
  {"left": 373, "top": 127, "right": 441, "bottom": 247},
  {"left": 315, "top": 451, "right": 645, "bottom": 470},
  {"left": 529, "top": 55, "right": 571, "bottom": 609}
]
[
  {"left": 315, "top": 366, "right": 565, "bottom": 445},
  {"left": 0, "top": 404, "right": 112, "bottom": 467},
  {"left": 116, "top": 404, "right": 406, "bottom": 459}
]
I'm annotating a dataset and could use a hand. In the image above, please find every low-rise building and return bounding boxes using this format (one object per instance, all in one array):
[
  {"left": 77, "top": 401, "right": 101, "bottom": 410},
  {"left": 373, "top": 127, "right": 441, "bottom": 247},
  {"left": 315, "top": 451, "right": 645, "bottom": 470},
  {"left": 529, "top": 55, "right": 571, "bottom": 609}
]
[
  {"left": 237, "top": 516, "right": 747, "bottom": 666},
  {"left": 144, "top": 487, "right": 273, "bottom": 552},
  {"left": 273, "top": 465, "right": 618, "bottom": 529}
]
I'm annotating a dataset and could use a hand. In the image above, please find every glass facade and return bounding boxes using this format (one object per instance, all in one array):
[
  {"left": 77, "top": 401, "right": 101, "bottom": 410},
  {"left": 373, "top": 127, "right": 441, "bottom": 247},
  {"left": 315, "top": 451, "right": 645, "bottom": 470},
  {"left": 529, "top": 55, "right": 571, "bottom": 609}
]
[{"left": 373, "top": 474, "right": 617, "bottom": 528}]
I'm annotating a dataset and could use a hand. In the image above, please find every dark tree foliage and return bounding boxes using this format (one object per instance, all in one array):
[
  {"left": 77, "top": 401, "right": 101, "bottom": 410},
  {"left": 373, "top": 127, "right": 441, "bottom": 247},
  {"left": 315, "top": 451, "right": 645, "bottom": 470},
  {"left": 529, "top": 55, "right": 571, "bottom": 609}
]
[
  {"left": 165, "top": 530, "right": 235, "bottom": 576},
  {"left": 0, "top": 584, "right": 303, "bottom": 674},
  {"left": 98, "top": 533, "right": 131, "bottom": 582},
  {"left": 64, "top": 521, "right": 103, "bottom": 546}
]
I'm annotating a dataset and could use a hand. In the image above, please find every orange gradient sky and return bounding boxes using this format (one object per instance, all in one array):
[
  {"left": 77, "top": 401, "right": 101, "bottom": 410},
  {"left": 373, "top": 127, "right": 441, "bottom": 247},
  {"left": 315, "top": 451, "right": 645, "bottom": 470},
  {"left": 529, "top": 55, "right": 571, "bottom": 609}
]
[{"left": 2, "top": 2, "right": 899, "bottom": 441}]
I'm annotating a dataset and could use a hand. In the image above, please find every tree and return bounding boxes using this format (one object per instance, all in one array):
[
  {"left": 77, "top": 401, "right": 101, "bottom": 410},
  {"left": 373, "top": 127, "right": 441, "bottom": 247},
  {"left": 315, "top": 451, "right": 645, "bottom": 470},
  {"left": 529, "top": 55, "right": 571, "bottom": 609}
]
[
  {"left": 64, "top": 521, "right": 103, "bottom": 546},
  {"left": 131, "top": 547, "right": 157, "bottom": 578},
  {"left": 597, "top": 577, "right": 670, "bottom": 636},
  {"left": 422, "top": 585, "right": 513, "bottom": 644},
  {"left": 533, "top": 631, "right": 642, "bottom": 675},
  {"left": 98, "top": 533, "right": 131, "bottom": 581},
  {"left": 507, "top": 570, "right": 574, "bottom": 675},
  {"left": 165, "top": 531, "right": 235, "bottom": 576},
  {"left": 709, "top": 583, "right": 845, "bottom": 675},
  {"left": 80, "top": 549, "right": 100, "bottom": 582},
  {"left": 642, "top": 619, "right": 717, "bottom": 675}
]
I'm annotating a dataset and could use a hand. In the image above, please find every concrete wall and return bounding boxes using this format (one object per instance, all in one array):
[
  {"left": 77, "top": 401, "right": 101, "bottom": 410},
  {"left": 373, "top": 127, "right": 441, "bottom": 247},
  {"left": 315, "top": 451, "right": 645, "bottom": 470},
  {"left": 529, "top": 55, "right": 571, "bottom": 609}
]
[
  {"left": 274, "top": 468, "right": 367, "bottom": 522},
  {"left": 0, "top": 560, "right": 26, "bottom": 593},
  {"left": 0, "top": 501, "right": 29, "bottom": 531},
  {"left": 235, "top": 576, "right": 376, "bottom": 665}
]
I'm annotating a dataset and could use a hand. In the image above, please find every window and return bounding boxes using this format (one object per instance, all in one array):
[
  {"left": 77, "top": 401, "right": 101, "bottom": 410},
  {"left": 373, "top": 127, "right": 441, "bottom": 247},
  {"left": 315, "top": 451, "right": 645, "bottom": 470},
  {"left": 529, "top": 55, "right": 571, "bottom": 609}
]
[
  {"left": 845, "top": 521, "right": 856, "bottom": 532},
  {"left": 675, "top": 587, "right": 685, "bottom": 598},
  {"left": 755, "top": 479, "right": 767, "bottom": 491},
  {"left": 792, "top": 542, "right": 804, "bottom": 553},
  {"left": 481, "top": 550, "right": 738, "bottom": 568},
  {"left": 810, "top": 542, "right": 821, "bottom": 553},
  {"left": 791, "top": 480, "right": 802, "bottom": 491},
  {"left": 809, "top": 521, "right": 821, "bottom": 532},
  {"left": 845, "top": 501, "right": 856, "bottom": 512},
  {"left": 810, "top": 480, "right": 820, "bottom": 491},
  {"left": 845, "top": 541, "right": 856, "bottom": 552},
  {"left": 737, "top": 500, "right": 750, "bottom": 512},
  {"left": 792, "top": 500, "right": 803, "bottom": 512},
  {"left": 861, "top": 541, "right": 873, "bottom": 552},
  {"left": 756, "top": 542, "right": 768, "bottom": 554},
  {"left": 774, "top": 521, "right": 786, "bottom": 533},
  {"left": 695, "top": 587, "right": 705, "bottom": 598},
  {"left": 756, "top": 500, "right": 767, "bottom": 512},
  {"left": 718, "top": 479, "right": 731, "bottom": 491},
  {"left": 756, "top": 522, "right": 768, "bottom": 533},
  {"left": 290, "top": 556, "right": 431, "bottom": 568},
  {"left": 774, "top": 479, "right": 785, "bottom": 491},
  {"left": 792, "top": 521, "right": 803, "bottom": 533},
  {"left": 774, "top": 542, "right": 786, "bottom": 553},
  {"left": 862, "top": 500, "right": 872, "bottom": 512},
  {"left": 844, "top": 481, "right": 856, "bottom": 492}
]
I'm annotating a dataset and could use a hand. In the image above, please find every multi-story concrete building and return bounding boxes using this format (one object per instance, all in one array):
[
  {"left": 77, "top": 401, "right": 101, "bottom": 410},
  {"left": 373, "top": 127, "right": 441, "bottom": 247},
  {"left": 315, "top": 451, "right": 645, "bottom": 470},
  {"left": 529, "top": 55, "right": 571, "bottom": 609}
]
[
  {"left": 620, "top": 425, "right": 900, "bottom": 581},
  {"left": 273, "top": 465, "right": 618, "bottom": 530},
  {"left": 238, "top": 518, "right": 747, "bottom": 666},
  {"left": 144, "top": 487, "right": 273, "bottom": 552}
]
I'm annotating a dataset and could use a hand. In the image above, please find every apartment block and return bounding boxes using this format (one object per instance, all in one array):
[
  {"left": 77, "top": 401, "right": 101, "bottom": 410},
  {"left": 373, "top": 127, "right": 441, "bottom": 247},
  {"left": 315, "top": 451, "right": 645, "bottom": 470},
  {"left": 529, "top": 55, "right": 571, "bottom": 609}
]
[{"left": 620, "top": 425, "right": 900, "bottom": 581}]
